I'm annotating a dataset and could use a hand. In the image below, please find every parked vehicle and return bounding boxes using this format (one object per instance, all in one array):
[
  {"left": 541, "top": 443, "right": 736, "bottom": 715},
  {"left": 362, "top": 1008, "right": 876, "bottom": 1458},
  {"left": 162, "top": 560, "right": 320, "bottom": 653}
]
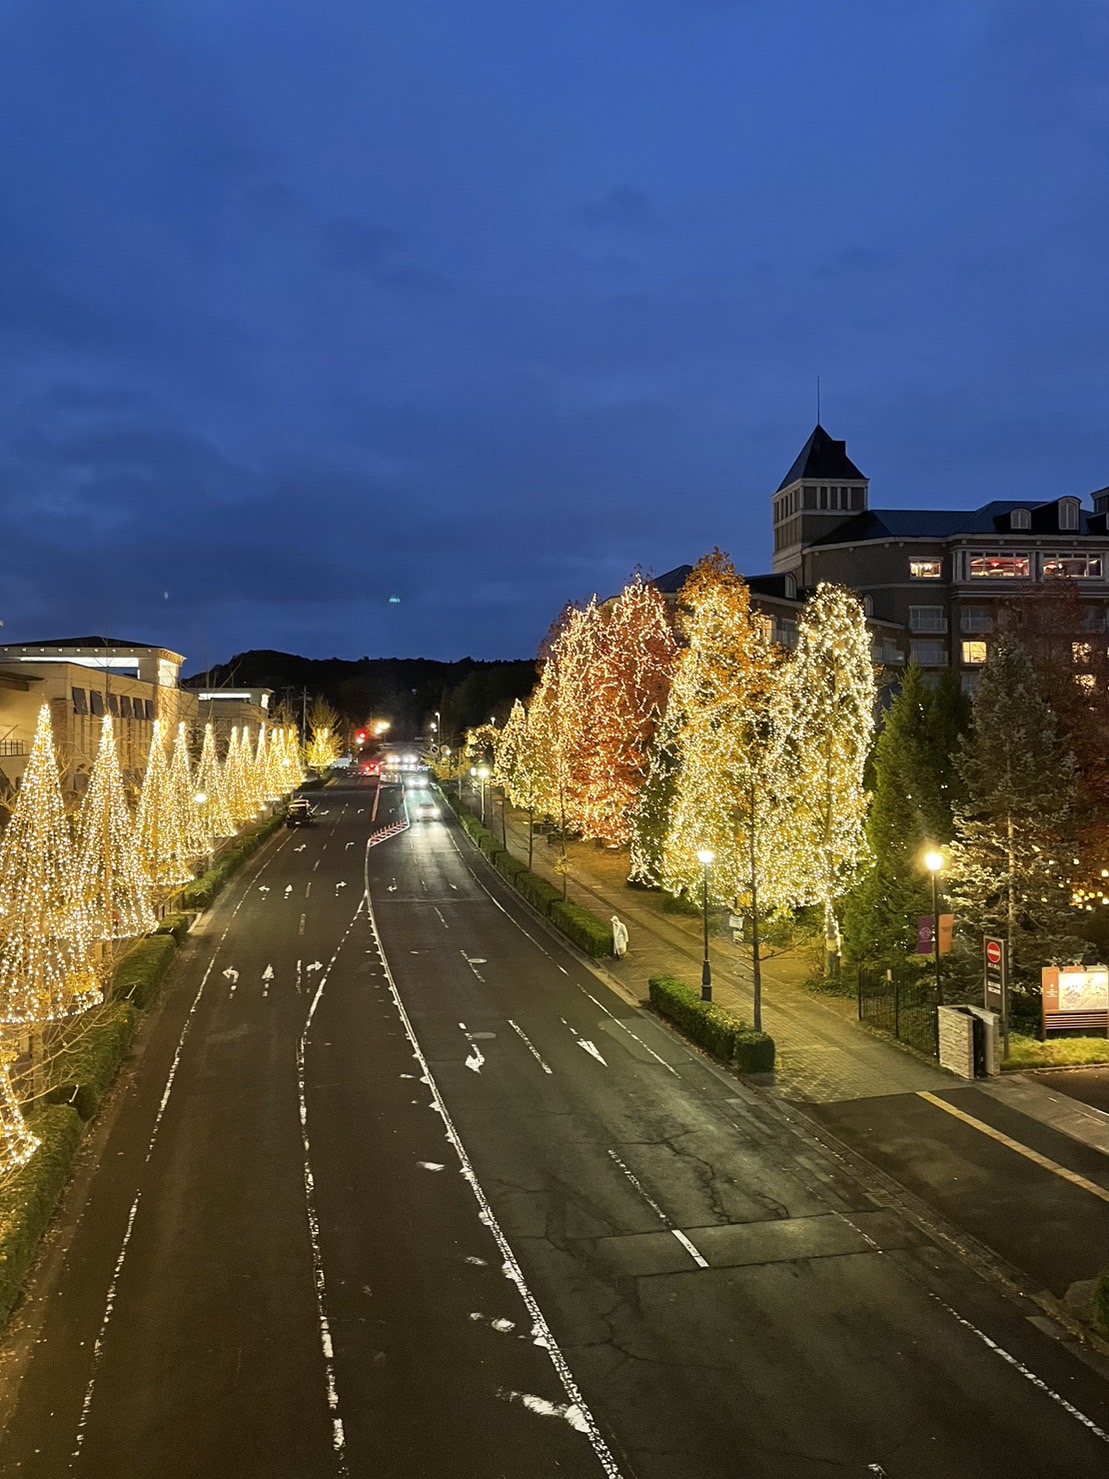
[{"left": 286, "top": 798, "right": 315, "bottom": 828}]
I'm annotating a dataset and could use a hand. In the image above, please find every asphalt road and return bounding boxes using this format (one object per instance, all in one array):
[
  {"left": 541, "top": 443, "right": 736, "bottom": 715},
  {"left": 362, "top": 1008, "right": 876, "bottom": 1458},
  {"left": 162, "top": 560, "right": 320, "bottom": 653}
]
[
  {"left": 2, "top": 775, "right": 1109, "bottom": 1478},
  {"left": 1034, "top": 1066, "right": 1109, "bottom": 1114}
]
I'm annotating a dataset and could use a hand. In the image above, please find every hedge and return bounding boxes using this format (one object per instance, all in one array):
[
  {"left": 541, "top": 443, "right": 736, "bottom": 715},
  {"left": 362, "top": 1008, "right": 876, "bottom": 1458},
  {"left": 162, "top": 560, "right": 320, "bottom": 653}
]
[
  {"left": 493, "top": 852, "right": 528, "bottom": 886},
  {"left": 0, "top": 1105, "right": 83, "bottom": 1324},
  {"left": 110, "top": 935, "right": 177, "bottom": 1010},
  {"left": 513, "top": 869, "right": 563, "bottom": 917},
  {"left": 45, "top": 1000, "right": 138, "bottom": 1120},
  {"left": 156, "top": 912, "right": 192, "bottom": 944},
  {"left": 550, "top": 899, "right": 613, "bottom": 957},
  {"left": 1095, "top": 1269, "right": 1109, "bottom": 1337},
  {"left": 648, "top": 974, "right": 776, "bottom": 1072}
]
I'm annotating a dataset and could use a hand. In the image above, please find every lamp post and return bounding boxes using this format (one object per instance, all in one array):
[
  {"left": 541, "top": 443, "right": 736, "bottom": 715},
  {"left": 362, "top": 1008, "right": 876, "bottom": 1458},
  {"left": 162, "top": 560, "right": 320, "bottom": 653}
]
[
  {"left": 924, "top": 850, "right": 944, "bottom": 1005},
  {"left": 478, "top": 765, "right": 490, "bottom": 825},
  {"left": 697, "top": 849, "right": 714, "bottom": 1002}
]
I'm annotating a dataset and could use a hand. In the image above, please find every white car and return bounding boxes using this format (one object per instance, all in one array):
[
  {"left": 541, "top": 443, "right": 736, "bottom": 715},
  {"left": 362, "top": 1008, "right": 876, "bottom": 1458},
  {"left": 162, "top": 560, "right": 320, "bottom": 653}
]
[{"left": 413, "top": 798, "right": 440, "bottom": 821}]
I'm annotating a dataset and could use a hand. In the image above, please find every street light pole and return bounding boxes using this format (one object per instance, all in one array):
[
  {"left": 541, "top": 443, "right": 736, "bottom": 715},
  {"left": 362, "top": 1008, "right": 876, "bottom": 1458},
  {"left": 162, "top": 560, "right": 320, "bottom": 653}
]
[
  {"left": 478, "top": 765, "right": 490, "bottom": 825},
  {"left": 924, "top": 850, "right": 944, "bottom": 1005},
  {"left": 697, "top": 849, "right": 714, "bottom": 1002}
]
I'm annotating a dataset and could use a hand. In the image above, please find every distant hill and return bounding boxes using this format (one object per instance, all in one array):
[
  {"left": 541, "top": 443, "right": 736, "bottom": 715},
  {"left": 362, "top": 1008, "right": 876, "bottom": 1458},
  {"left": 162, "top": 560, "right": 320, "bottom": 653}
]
[{"left": 183, "top": 650, "right": 537, "bottom": 742}]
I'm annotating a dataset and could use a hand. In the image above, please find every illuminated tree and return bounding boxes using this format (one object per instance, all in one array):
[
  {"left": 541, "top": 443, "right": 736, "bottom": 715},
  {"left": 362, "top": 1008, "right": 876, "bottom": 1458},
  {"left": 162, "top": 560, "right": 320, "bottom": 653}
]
[
  {"left": 221, "top": 727, "right": 255, "bottom": 825},
  {"left": 170, "top": 723, "right": 210, "bottom": 863},
  {"left": 661, "top": 552, "right": 779, "bottom": 906},
  {"left": 194, "top": 722, "right": 236, "bottom": 841},
  {"left": 495, "top": 700, "right": 545, "bottom": 868},
  {"left": 0, "top": 1049, "right": 38, "bottom": 1177},
  {"left": 260, "top": 724, "right": 289, "bottom": 800},
  {"left": 304, "top": 697, "right": 343, "bottom": 772},
  {"left": 283, "top": 726, "right": 306, "bottom": 788},
  {"left": 770, "top": 582, "right": 876, "bottom": 967},
  {"left": 576, "top": 577, "right": 677, "bottom": 845},
  {"left": 75, "top": 715, "right": 156, "bottom": 940},
  {"left": 629, "top": 708, "right": 683, "bottom": 888},
  {"left": 948, "top": 635, "right": 1085, "bottom": 994},
  {"left": 0, "top": 705, "right": 101, "bottom": 1024},
  {"left": 137, "top": 722, "right": 193, "bottom": 888}
]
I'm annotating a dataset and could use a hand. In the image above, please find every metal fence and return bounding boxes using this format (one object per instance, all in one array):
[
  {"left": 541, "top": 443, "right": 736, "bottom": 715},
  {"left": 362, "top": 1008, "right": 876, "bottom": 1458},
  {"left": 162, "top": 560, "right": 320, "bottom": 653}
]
[{"left": 857, "top": 967, "right": 939, "bottom": 1058}]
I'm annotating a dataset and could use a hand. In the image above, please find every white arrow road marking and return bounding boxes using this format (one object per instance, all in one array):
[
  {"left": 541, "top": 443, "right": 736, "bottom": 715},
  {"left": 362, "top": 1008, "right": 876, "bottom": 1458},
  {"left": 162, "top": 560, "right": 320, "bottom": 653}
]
[
  {"left": 607, "top": 1149, "right": 708, "bottom": 1269},
  {"left": 293, "top": 844, "right": 307, "bottom": 852},
  {"left": 560, "top": 1018, "right": 607, "bottom": 1066},
  {"left": 868, "top": 1467, "right": 888, "bottom": 1476},
  {"left": 497, "top": 1390, "right": 590, "bottom": 1434},
  {"left": 459, "top": 1022, "right": 486, "bottom": 1074},
  {"left": 388, "top": 878, "right": 397, "bottom": 892},
  {"left": 222, "top": 967, "right": 239, "bottom": 997},
  {"left": 336, "top": 881, "right": 348, "bottom": 890},
  {"left": 345, "top": 841, "right": 355, "bottom": 849},
  {"left": 417, "top": 1161, "right": 445, "bottom": 1172},
  {"left": 508, "top": 1020, "right": 553, "bottom": 1074},
  {"left": 257, "top": 885, "right": 270, "bottom": 894},
  {"left": 262, "top": 963, "right": 275, "bottom": 999},
  {"left": 284, "top": 884, "right": 293, "bottom": 896},
  {"left": 307, "top": 961, "right": 324, "bottom": 973}
]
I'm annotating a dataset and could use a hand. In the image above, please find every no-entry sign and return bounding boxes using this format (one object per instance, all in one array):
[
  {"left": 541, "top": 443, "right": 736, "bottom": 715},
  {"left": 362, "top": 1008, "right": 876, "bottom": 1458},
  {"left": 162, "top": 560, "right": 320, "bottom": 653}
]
[
  {"left": 985, "top": 940, "right": 1003, "bottom": 968},
  {"left": 983, "top": 935, "right": 1007, "bottom": 1013}
]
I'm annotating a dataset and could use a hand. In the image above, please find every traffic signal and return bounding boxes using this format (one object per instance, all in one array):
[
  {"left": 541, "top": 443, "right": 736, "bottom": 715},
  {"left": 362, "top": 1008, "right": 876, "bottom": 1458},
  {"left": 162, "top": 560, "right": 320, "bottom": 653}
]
[{"left": 356, "top": 730, "right": 366, "bottom": 744}]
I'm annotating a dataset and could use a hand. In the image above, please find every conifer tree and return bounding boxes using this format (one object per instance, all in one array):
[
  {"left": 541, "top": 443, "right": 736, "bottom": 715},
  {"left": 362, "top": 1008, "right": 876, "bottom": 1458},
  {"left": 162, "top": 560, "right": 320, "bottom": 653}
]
[
  {"left": 771, "top": 582, "right": 876, "bottom": 966},
  {"left": 842, "top": 665, "right": 966, "bottom": 965},
  {"left": 221, "top": 726, "right": 255, "bottom": 825},
  {"left": 194, "top": 723, "right": 236, "bottom": 841},
  {"left": 75, "top": 716, "right": 156, "bottom": 940},
  {"left": 170, "top": 723, "right": 210, "bottom": 863},
  {"left": 0, "top": 705, "right": 101, "bottom": 1024},
  {"left": 137, "top": 722, "right": 193, "bottom": 888},
  {"left": 948, "top": 635, "right": 1086, "bottom": 992}
]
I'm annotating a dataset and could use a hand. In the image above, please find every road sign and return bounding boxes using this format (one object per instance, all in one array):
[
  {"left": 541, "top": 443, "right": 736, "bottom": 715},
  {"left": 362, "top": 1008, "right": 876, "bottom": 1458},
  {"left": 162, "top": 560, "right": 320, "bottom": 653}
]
[{"left": 983, "top": 935, "right": 1007, "bottom": 1014}]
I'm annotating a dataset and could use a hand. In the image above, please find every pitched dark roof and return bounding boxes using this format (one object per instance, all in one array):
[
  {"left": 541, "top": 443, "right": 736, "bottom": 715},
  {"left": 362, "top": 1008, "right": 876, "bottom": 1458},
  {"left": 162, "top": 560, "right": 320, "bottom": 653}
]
[
  {"left": 809, "top": 499, "right": 1098, "bottom": 546},
  {"left": 649, "top": 564, "right": 693, "bottom": 595},
  {"left": 777, "top": 424, "right": 866, "bottom": 492},
  {"left": 0, "top": 635, "right": 161, "bottom": 651}
]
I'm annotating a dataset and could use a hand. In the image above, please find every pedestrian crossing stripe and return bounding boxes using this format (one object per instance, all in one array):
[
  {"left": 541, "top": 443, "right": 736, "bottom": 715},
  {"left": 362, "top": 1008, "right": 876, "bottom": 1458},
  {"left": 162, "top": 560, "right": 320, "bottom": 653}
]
[{"left": 917, "top": 1091, "right": 1109, "bottom": 1206}]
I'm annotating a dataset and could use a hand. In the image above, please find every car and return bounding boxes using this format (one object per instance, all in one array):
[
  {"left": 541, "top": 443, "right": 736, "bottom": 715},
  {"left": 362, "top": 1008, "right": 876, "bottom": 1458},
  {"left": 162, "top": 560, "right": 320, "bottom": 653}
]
[
  {"left": 285, "top": 799, "right": 315, "bottom": 827},
  {"left": 412, "top": 797, "right": 440, "bottom": 821}
]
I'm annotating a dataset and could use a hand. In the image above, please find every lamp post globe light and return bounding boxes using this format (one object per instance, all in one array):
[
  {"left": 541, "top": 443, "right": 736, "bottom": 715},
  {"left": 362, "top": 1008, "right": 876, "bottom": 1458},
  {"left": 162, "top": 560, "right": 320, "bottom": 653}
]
[
  {"left": 696, "top": 849, "right": 715, "bottom": 1002},
  {"left": 924, "top": 849, "right": 944, "bottom": 1005},
  {"left": 478, "top": 765, "right": 490, "bottom": 825}
]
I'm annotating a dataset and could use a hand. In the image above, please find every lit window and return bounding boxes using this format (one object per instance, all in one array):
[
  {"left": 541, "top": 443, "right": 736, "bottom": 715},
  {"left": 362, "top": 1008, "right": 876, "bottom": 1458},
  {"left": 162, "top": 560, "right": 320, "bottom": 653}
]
[
  {"left": 1042, "top": 554, "right": 1103, "bottom": 579},
  {"left": 969, "top": 553, "right": 1031, "bottom": 578},
  {"left": 1073, "top": 642, "right": 1093, "bottom": 664},
  {"left": 910, "top": 559, "right": 942, "bottom": 579},
  {"left": 962, "top": 641, "right": 988, "bottom": 665}
]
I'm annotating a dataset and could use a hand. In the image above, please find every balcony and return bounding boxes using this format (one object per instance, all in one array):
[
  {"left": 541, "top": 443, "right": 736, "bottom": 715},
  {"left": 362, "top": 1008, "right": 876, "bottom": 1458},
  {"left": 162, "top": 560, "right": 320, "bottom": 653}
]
[
  {"left": 960, "top": 613, "right": 993, "bottom": 634},
  {"left": 0, "top": 740, "right": 25, "bottom": 757},
  {"left": 908, "top": 613, "right": 948, "bottom": 634}
]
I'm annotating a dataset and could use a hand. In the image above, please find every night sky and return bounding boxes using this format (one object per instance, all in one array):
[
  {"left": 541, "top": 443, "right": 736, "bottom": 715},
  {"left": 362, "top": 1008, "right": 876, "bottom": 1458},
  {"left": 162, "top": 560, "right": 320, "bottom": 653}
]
[{"left": 1, "top": 1, "right": 1106, "bottom": 670}]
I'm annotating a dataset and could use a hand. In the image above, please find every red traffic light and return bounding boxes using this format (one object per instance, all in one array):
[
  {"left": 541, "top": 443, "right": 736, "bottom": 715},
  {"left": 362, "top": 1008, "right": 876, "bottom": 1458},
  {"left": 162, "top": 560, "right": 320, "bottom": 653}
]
[{"left": 356, "top": 730, "right": 366, "bottom": 743}]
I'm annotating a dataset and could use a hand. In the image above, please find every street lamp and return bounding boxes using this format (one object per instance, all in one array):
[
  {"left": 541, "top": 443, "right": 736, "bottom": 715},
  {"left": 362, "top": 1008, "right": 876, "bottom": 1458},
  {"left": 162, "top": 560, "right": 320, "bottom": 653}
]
[
  {"left": 478, "top": 765, "right": 490, "bottom": 825},
  {"left": 697, "top": 849, "right": 714, "bottom": 1002},
  {"left": 924, "top": 850, "right": 944, "bottom": 1005}
]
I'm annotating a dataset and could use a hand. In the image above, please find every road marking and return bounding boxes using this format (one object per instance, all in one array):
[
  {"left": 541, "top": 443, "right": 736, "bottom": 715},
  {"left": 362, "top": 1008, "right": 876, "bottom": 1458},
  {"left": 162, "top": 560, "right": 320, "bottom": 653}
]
[
  {"left": 296, "top": 959, "right": 303, "bottom": 994},
  {"left": 296, "top": 898, "right": 365, "bottom": 1477},
  {"left": 461, "top": 951, "right": 485, "bottom": 982},
  {"left": 313, "top": 859, "right": 321, "bottom": 873},
  {"left": 361, "top": 849, "right": 626, "bottom": 1479},
  {"left": 508, "top": 1019, "right": 553, "bottom": 1074},
  {"left": 929, "top": 1292, "right": 1109, "bottom": 1445},
  {"left": 284, "top": 884, "right": 292, "bottom": 897},
  {"left": 299, "top": 913, "right": 306, "bottom": 936},
  {"left": 262, "top": 964, "right": 274, "bottom": 998},
  {"left": 222, "top": 966, "right": 239, "bottom": 996},
  {"left": 72, "top": 842, "right": 281, "bottom": 1461},
  {"left": 918, "top": 1091, "right": 1109, "bottom": 1206},
  {"left": 434, "top": 907, "right": 449, "bottom": 929},
  {"left": 606, "top": 1150, "right": 708, "bottom": 1269},
  {"left": 561, "top": 1018, "right": 607, "bottom": 1066},
  {"left": 579, "top": 988, "right": 678, "bottom": 1076},
  {"left": 459, "top": 1022, "right": 486, "bottom": 1074},
  {"left": 305, "top": 881, "right": 312, "bottom": 899}
]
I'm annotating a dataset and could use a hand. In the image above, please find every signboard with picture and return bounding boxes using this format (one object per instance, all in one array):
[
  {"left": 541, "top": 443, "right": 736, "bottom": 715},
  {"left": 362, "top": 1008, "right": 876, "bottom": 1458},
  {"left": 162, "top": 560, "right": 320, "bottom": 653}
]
[{"left": 1041, "top": 965, "right": 1109, "bottom": 1036}]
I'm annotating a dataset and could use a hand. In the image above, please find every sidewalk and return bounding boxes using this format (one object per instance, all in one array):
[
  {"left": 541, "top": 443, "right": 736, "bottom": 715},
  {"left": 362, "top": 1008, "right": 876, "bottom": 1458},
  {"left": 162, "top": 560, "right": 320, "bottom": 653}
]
[{"left": 485, "top": 800, "right": 950, "bottom": 1105}]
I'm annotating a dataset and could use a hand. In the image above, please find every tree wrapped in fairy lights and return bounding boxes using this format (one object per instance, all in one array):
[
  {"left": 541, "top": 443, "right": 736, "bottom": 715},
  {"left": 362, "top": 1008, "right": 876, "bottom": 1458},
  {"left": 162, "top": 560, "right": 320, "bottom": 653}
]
[
  {"left": 0, "top": 704, "right": 102, "bottom": 1025},
  {"left": 0, "top": 1048, "right": 39, "bottom": 1175},
  {"left": 221, "top": 726, "right": 256, "bottom": 825},
  {"left": 259, "top": 725, "right": 287, "bottom": 801},
  {"left": 137, "top": 721, "right": 193, "bottom": 889},
  {"left": 304, "top": 698, "right": 343, "bottom": 773},
  {"left": 75, "top": 715, "right": 156, "bottom": 940},
  {"left": 660, "top": 551, "right": 779, "bottom": 906},
  {"left": 240, "top": 725, "right": 265, "bottom": 816},
  {"left": 170, "top": 723, "right": 210, "bottom": 864},
  {"left": 282, "top": 726, "right": 306, "bottom": 789},
  {"left": 770, "top": 582, "right": 876, "bottom": 968},
  {"left": 194, "top": 722, "right": 236, "bottom": 842},
  {"left": 576, "top": 576, "right": 677, "bottom": 846}
]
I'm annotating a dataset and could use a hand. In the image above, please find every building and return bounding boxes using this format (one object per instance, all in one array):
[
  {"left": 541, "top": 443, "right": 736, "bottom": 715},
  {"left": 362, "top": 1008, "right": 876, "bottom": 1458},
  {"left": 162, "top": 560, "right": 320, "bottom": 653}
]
[
  {"left": 770, "top": 424, "right": 1109, "bottom": 689},
  {"left": 0, "top": 637, "right": 271, "bottom": 801}
]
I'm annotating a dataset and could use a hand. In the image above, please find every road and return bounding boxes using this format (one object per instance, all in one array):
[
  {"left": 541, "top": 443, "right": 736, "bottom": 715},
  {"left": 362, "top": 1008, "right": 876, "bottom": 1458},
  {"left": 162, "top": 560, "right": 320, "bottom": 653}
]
[{"left": 2, "top": 774, "right": 1108, "bottom": 1478}]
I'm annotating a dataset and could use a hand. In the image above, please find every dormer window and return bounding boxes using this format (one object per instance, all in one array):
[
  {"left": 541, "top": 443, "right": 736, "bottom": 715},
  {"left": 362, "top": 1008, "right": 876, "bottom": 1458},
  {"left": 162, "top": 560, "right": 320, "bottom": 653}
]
[
  {"left": 783, "top": 572, "right": 797, "bottom": 599},
  {"left": 1060, "top": 499, "right": 1080, "bottom": 531},
  {"left": 1010, "top": 508, "right": 1031, "bottom": 530}
]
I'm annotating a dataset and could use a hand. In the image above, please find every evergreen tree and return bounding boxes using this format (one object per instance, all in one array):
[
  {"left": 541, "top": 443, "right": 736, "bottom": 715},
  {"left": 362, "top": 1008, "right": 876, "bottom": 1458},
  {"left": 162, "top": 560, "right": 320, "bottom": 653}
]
[
  {"left": 137, "top": 723, "right": 193, "bottom": 888},
  {"left": 75, "top": 716, "right": 156, "bottom": 941},
  {"left": 842, "top": 666, "right": 967, "bottom": 965},
  {"left": 194, "top": 722, "right": 236, "bottom": 842},
  {"left": 948, "top": 636, "right": 1086, "bottom": 994}
]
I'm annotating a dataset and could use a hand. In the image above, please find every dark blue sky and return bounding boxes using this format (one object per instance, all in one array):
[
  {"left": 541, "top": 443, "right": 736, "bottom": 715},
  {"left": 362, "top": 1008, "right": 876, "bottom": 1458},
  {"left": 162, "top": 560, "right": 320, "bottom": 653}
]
[{"left": 1, "top": 1, "right": 1106, "bottom": 669}]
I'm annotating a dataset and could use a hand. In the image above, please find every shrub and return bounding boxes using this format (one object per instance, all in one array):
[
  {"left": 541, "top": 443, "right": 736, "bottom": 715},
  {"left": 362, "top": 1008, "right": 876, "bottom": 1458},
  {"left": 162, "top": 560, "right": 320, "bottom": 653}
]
[
  {"left": 550, "top": 899, "right": 613, "bottom": 957},
  {"left": 0, "top": 1105, "right": 83, "bottom": 1324},
  {"left": 1094, "top": 1269, "right": 1109, "bottom": 1337},
  {"left": 478, "top": 832, "right": 505, "bottom": 864},
  {"left": 44, "top": 1000, "right": 138, "bottom": 1119},
  {"left": 513, "top": 870, "right": 563, "bottom": 917},
  {"left": 648, "top": 974, "right": 775, "bottom": 1072},
  {"left": 111, "top": 936, "right": 177, "bottom": 1010},
  {"left": 156, "top": 913, "right": 192, "bottom": 943},
  {"left": 494, "top": 852, "right": 527, "bottom": 885}
]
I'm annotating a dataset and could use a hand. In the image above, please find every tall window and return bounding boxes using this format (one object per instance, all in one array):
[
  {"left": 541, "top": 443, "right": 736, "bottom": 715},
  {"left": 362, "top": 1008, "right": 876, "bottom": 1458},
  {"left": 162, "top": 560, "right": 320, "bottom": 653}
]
[
  {"left": 1010, "top": 508, "right": 1031, "bottom": 530},
  {"left": 1060, "top": 500, "right": 1080, "bottom": 531},
  {"left": 909, "top": 559, "right": 942, "bottom": 579},
  {"left": 961, "top": 641, "right": 988, "bottom": 665}
]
